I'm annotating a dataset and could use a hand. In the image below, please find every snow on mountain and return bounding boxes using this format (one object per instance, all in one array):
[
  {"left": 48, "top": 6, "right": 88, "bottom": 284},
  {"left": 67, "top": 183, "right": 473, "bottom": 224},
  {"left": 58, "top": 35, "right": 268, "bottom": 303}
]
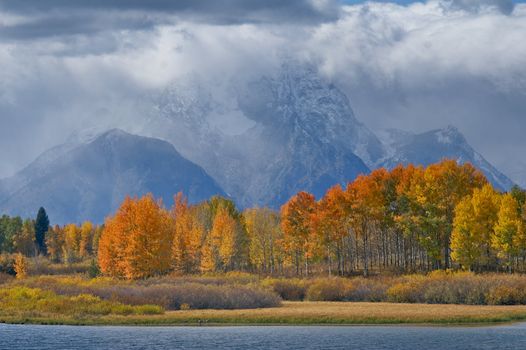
[
  {"left": 1, "top": 61, "right": 516, "bottom": 223},
  {"left": 0, "top": 129, "right": 225, "bottom": 224},
  {"left": 138, "top": 62, "right": 379, "bottom": 207},
  {"left": 377, "top": 125, "right": 515, "bottom": 191}
]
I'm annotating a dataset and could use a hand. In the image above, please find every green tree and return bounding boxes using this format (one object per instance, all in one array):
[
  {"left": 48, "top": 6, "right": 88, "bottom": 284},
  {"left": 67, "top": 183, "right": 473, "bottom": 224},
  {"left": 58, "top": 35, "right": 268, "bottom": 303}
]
[{"left": 34, "top": 207, "right": 49, "bottom": 255}]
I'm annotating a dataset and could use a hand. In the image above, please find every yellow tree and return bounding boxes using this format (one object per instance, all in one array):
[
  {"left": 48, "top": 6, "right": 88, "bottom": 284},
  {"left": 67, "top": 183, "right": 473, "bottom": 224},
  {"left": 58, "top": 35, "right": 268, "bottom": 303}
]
[
  {"left": 493, "top": 193, "right": 521, "bottom": 272},
  {"left": 244, "top": 207, "right": 283, "bottom": 274},
  {"left": 217, "top": 212, "right": 237, "bottom": 270},
  {"left": 411, "top": 160, "right": 487, "bottom": 269},
  {"left": 46, "top": 225, "right": 65, "bottom": 262},
  {"left": 14, "top": 253, "right": 28, "bottom": 279},
  {"left": 79, "top": 221, "right": 94, "bottom": 258},
  {"left": 63, "top": 224, "right": 81, "bottom": 263},
  {"left": 451, "top": 198, "right": 478, "bottom": 270},
  {"left": 451, "top": 184, "right": 500, "bottom": 270},
  {"left": 172, "top": 193, "right": 202, "bottom": 274}
]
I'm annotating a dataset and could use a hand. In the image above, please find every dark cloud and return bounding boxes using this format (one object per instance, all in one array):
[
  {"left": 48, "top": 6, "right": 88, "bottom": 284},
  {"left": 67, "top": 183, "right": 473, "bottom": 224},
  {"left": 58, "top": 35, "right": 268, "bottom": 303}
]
[
  {"left": 0, "top": 0, "right": 341, "bottom": 41},
  {"left": 0, "top": 0, "right": 524, "bottom": 187},
  {"left": 444, "top": 0, "right": 515, "bottom": 14}
]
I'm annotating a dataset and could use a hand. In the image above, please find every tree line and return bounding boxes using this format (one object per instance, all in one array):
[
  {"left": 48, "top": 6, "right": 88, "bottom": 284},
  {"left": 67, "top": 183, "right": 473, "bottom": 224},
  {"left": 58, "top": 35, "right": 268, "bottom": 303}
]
[{"left": 1, "top": 159, "right": 525, "bottom": 279}]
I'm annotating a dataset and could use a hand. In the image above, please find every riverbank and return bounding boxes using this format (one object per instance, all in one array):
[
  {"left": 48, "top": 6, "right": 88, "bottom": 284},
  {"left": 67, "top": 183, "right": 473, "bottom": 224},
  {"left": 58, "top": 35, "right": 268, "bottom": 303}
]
[{"left": 3, "top": 301, "right": 526, "bottom": 326}]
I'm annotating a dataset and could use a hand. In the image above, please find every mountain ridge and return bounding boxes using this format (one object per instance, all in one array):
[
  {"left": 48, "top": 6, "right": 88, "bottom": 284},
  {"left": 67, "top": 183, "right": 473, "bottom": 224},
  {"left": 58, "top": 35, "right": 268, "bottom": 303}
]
[{"left": 0, "top": 129, "right": 225, "bottom": 224}]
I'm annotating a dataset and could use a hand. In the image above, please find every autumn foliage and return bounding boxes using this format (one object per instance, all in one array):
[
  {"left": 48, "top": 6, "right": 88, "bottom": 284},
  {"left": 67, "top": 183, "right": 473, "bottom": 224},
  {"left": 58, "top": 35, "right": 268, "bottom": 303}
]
[{"left": 93, "top": 160, "right": 526, "bottom": 279}]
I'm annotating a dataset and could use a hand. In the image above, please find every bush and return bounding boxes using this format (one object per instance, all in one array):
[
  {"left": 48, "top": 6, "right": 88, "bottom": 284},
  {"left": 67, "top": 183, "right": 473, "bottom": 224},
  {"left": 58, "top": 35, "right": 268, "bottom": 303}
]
[
  {"left": 306, "top": 278, "right": 352, "bottom": 301},
  {"left": 486, "top": 285, "right": 526, "bottom": 305},
  {"left": 0, "top": 272, "right": 14, "bottom": 284},
  {"left": 0, "top": 254, "right": 16, "bottom": 276},
  {"left": 345, "top": 277, "right": 391, "bottom": 302},
  {"left": 262, "top": 278, "right": 308, "bottom": 301},
  {"left": 14, "top": 276, "right": 281, "bottom": 310},
  {"left": 0, "top": 287, "right": 163, "bottom": 317},
  {"left": 29, "top": 257, "right": 91, "bottom": 275}
]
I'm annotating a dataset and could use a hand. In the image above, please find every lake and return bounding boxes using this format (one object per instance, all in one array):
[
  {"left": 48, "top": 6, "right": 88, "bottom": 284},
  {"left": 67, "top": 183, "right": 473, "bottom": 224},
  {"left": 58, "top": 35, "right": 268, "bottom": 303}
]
[{"left": 1, "top": 323, "right": 526, "bottom": 349}]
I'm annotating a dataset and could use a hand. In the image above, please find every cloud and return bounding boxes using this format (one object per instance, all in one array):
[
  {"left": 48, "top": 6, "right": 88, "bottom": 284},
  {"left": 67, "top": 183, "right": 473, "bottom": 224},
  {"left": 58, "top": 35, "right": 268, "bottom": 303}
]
[
  {"left": 444, "top": 0, "right": 515, "bottom": 14},
  {"left": 0, "top": 0, "right": 525, "bottom": 184},
  {"left": 0, "top": 0, "right": 341, "bottom": 42}
]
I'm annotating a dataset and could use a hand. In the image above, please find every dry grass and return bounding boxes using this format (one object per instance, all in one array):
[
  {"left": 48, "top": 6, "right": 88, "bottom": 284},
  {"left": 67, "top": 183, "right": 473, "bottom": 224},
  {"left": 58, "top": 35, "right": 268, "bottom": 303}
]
[
  {"left": 151, "top": 301, "right": 526, "bottom": 325},
  {"left": 7, "top": 301, "right": 526, "bottom": 326}
]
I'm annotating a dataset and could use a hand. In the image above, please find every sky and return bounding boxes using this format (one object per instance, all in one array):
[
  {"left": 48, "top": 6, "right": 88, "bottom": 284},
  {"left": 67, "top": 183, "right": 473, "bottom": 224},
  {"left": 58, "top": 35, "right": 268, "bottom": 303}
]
[{"left": 0, "top": 0, "right": 525, "bottom": 184}]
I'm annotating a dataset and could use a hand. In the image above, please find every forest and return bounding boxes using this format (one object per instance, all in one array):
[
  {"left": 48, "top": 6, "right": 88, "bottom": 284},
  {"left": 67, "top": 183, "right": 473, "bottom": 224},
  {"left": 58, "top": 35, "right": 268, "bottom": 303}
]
[
  {"left": 3, "top": 159, "right": 526, "bottom": 325},
  {"left": 1, "top": 159, "right": 526, "bottom": 279}
]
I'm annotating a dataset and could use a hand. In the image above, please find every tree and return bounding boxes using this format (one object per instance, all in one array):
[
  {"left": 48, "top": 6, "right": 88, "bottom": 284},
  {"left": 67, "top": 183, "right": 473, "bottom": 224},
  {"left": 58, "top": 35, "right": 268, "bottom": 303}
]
[
  {"left": 451, "top": 197, "right": 477, "bottom": 270},
  {"left": 281, "top": 191, "right": 316, "bottom": 276},
  {"left": 493, "top": 193, "right": 521, "bottom": 272},
  {"left": 411, "top": 160, "right": 486, "bottom": 269},
  {"left": 172, "top": 193, "right": 202, "bottom": 274},
  {"left": 98, "top": 194, "right": 174, "bottom": 279},
  {"left": 46, "top": 225, "right": 65, "bottom": 262},
  {"left": 313, "top": 185, "right": 348, "bottom": 276},
  {"left": 79, "top": 221, "right": 94, "bottom": 258},
  {"left": 0, "top": 215, "right": 23, "bottom": 253},
  {"left": 14, "top": 219, "right": 36, "bottom": 256},
  {"left": 34, "top": 207, "right": 49, "bottom": 255},
  {"left": 346, "top": 170, "right": 389, "bottom": 277},
  {"left": 14, "top": 253, "right": 28, "bottom": 279},
  {"left": 244, "top": 207, "right": 283, "bottom": 274},
  {"left": 214, "top": 206, "right": 238, "bottom": 271},
  {"left": 63, "top": 224, "right": 81, "bottom": 263}
]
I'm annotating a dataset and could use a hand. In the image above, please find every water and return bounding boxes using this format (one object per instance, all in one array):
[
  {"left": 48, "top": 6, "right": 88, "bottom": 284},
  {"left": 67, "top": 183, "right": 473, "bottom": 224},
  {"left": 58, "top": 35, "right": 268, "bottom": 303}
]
[{"left": 1, "top": 323, "right": 526, "bottom": 349}]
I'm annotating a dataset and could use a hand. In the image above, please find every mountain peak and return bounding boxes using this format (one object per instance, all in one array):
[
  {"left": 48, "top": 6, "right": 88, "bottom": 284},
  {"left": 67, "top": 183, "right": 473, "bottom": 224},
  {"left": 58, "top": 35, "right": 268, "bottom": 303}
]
[
  {"left": 0, "top": 131, "right": 225, "bottom": 224},
  {"left": 433, "top": 125, "right": 465, "bottom": 145}
]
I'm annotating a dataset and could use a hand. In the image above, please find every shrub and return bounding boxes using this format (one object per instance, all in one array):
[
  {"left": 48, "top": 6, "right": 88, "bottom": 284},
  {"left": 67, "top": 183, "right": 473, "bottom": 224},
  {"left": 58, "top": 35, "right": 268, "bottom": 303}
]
[
  {"left": 0, "top": 287, "right": 163, "bottom": 317},
  {"left": 0, "top": 272, "right": 14, "bottom": 284},
  {"left": 486, "top": 285, "right": 526, "bottom": 305},
  {"left": 306, "top": 278, "right": 352, "bottom": 301},
  {"left": 345, "top": 277, "right": 391, "bottom": 302},
  {"left": 0, "top": 254, "right": 16, "bottom": 276},
  {"left": 13, "top": 276, "right": 281, "bottom": 310},
  {"left": 386, "top": 275, "right": 426, "bottom": 303},
  {"left": 262, "top": 278, "right": 308, "bottom": 301},
  {"left": 14, "top": 254, "right": 28, "bottom": 279}
]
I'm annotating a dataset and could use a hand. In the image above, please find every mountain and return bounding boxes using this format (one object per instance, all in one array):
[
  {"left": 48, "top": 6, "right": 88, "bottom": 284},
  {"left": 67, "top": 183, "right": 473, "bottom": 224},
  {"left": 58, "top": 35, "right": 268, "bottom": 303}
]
[
  {"left": 376, "top": 126, "right": 515, "bottom": 191},
  {"left": 139, "top": 63, "right": 380, "bottom": 207},
  {"left": 1, "top": 63, "right": 515, "bottom": 223},
  {"left": 0, "top": 129, "right": 225, "bottom": 224}
]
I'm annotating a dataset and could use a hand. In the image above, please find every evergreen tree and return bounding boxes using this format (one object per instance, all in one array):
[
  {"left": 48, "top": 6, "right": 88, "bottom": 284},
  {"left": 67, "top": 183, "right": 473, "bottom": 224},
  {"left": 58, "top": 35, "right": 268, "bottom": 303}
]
[{"left": 34, "top": 207, "right": 49, "bottom": 255}]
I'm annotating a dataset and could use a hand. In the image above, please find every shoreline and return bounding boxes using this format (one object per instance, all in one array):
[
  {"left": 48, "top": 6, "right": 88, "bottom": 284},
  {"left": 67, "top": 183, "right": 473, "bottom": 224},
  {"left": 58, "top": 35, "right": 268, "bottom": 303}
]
[{"left": 3, "top": 301, "right": 526, "bottom": 327}]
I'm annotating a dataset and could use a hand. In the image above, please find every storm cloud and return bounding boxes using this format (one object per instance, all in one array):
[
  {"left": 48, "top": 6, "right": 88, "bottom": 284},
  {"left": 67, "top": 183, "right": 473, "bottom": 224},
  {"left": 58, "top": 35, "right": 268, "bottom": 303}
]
[{"left": 0, "top": 0, "right": 525, "bottom": 185}]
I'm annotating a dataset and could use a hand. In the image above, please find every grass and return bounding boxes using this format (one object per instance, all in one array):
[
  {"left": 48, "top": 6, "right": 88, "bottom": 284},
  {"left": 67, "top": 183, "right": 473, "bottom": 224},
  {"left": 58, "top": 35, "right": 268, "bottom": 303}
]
[
  {"left": 2, "top": 301, "right": 526, "bottom": 326},
  {"left": 4, "top": 271, "right": 526, "bottom": 326}
]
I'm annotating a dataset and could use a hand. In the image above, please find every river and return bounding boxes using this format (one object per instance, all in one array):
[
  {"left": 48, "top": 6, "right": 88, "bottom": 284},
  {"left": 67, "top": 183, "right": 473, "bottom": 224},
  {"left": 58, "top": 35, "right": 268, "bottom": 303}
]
[{"left": 1, "top": 323, "right": 525, "bottom": 349}]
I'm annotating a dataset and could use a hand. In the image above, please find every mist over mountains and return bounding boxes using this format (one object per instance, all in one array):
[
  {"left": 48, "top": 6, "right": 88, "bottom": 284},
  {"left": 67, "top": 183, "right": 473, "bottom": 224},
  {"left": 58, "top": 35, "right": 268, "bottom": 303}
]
[{"left": 0, "top": 63, "right": 515, "bottom": 223}]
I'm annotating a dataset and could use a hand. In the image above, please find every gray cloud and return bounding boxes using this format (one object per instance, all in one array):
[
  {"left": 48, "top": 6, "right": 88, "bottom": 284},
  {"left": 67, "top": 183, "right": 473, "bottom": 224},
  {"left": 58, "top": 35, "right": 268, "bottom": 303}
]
[
  {"left": 445, "top": 0, "right": 515, "bottom": 14},
  {"left": 0, "top": 0, "right": 341, "bottom": 41},
  {"left": 0, "top": 0, "right": 525, "bottom": 187}
]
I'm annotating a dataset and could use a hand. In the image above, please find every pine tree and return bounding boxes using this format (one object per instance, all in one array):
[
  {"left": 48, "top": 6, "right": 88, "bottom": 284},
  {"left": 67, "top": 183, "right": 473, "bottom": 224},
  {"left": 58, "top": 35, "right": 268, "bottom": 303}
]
[{"left": 34, "top": 207, "right": 49, "bottom": 255}]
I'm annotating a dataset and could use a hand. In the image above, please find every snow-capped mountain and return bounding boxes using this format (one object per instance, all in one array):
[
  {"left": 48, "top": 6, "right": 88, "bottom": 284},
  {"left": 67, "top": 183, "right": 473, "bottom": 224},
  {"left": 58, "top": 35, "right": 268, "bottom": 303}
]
[
  {"left": 0, "top": 129, "right": 225, "bottom": 224},
  {"left": 0, "top": 62, "right": 516, "bottom": 224},
  {"left": 138, "top": 62, "right": 381, "bottom": 207},
  {"left": 376, "top": 126, "right": 515, "bottom": 191}
]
